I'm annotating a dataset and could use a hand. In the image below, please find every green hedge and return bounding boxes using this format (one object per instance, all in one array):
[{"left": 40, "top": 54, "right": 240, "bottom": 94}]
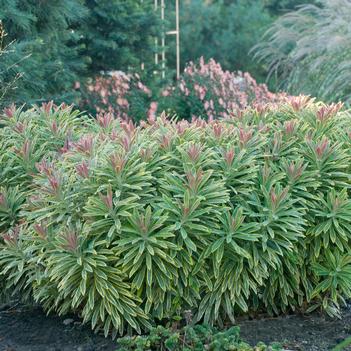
[{"left": 0, "top": 98, "right": 350, "bottom": 337}]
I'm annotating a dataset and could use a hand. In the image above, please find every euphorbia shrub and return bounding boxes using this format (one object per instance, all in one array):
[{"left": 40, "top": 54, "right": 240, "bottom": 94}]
[{"left": 0, "top": 97, "right": 350, "bottom": 337}]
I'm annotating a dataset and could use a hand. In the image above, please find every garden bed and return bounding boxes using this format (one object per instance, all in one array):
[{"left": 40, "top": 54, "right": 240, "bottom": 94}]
[
  {"left": 0, "top": 304, "right": 350, "bottom": 351},
  {"left": 238, "top": 306, "right": 351, "bottom": 350}
]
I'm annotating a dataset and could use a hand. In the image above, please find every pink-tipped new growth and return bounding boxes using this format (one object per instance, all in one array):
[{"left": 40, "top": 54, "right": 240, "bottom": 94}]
[
  {"left": 238, "top": 128, "right": 253, "bottom": 147},
  {"left": 0, "top": 192, "right": 6, "bottom": 208},
  {"left": 316, "top": 102, "right": 343, "bottom": 123},
  {"left": 186, "top": 170, "right": 203, "bottom": 192},
  {"left": 63, "top": 231, "right": 78, "bottom": 251},
  {"left": 100, "top": 188, "right": 113, "bottom": 210},
  {"left": 97, "top": 113, "right": 113, "bottom": 129},
  {"left": 187, "top": 144, "right": 202, "bottom": 162},
  {"left": 315, "top": 138, "right": 329, "bottom": 159},
  {"left": 110, "top": 153, "right": 126, "bottom": 174},
  {"left": 2, "top": 226, "right": 20, "bottom": 245},
  {"left": 75, "top": 135, "right": 94, "bottom": 155},
  {"left": 34, "top": 222, "right": 48, "bottom": 240},
  {"left": 76, "top": 161, "right": 90, "bottom": 178},
  {"left": 223, "top": 148, "right": 235, "bottom": 166}
]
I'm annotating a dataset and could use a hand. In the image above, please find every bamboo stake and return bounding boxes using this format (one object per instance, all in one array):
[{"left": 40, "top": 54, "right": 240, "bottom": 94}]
[
  {"left": 161, "top": 0, "right": 165, "bottom": 78},
  {"left": 176, "top": 0, "right": 180, "bottom": 79},
  {"left": 155, "top": 0, "right": 180, "bottom": 79},
  {"left": 154, "top": 0, "right": 159, "bottom": 65}
]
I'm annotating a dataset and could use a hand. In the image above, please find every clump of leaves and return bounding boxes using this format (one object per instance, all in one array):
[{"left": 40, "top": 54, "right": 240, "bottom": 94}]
[{"left": 117, "top": 325, "right": 281, "bottom": 351}]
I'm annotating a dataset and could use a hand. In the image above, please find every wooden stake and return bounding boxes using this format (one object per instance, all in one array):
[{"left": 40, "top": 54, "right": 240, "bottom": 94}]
[
  {"left": 161, "top": 0, "right": 165, "bottom": 78},
  {"left": 154, "top": 0, "right": 159, "bottom": 65},
  {"left": 176, "top": 0, "right": 180, "bottom": 79}
]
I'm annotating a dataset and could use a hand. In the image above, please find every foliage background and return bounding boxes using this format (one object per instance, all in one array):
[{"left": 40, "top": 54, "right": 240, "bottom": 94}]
[
  {"left": 0, "top": 0, "right": 318, "bottom": 109},
  {"left": 0, "top": 0, "right": 88, "bottom": 106},
  {"left": 253, "top": 0, "right": 351, "bottom": 104}
]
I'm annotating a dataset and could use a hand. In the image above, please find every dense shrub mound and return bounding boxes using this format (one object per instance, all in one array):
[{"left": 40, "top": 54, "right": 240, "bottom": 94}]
[{"left": 0, "top": 98, "right": 351, "bottom": 337}]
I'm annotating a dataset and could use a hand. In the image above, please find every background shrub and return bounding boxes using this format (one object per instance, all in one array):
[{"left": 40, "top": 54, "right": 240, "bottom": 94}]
[
  {"left": 80, "top": 72, "right": 153, "bottom": 122},
  {"left": 0, "top": 98, "right": 351, "bottom": 336},
  {"left": 0, "top": 23, "right": 24, "bottom": 110},
  {"left": 0, "top": 0, "right": 89, "bottom": 105},
  {"left": 1, "top": 0, "right": 322, "bottom": 109},
  {"left": 79, "top": 0, "right": 160, "bottom": 75},
  {"left": 253, "top": 0, "right": 351, "bottom": 104},
  {"left": 158, "top": 58, "right": 287, "bottom": 120},
  {"left": 81, "top": 58, "right": 286, "bottom": 122},
  {"left": 0, "top": 0, "right": 160, "bottom": 106},
  {"left": 174, "top": 0, "right": 272, "bottom": 81}
]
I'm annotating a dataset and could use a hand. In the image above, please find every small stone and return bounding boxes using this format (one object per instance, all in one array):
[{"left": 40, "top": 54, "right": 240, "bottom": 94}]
[{"left": 63, "top": 318, "right": 74, "bottom": 325}]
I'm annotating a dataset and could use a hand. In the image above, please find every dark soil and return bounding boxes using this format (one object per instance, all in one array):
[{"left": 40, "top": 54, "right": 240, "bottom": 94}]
[
  {"left": 238, "top": 306, "right": 351, "bottom": 351},
  {"left": 0, "top": 304, "right": 350, "bottom": 351},
  {"left": 0, "top": 305, "right": 116, "bottom": 351}
]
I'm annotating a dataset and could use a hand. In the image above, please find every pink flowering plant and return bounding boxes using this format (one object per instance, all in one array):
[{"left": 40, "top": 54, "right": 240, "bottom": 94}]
[
  {"left": 81, "top": 58, "right": 286, "bottom": 122},
  {"left": 81, "top": 71, "right": 153, "bottom": 122},
  {"left": 159, "top": 57, "right": 287, "bottom": 120}
]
